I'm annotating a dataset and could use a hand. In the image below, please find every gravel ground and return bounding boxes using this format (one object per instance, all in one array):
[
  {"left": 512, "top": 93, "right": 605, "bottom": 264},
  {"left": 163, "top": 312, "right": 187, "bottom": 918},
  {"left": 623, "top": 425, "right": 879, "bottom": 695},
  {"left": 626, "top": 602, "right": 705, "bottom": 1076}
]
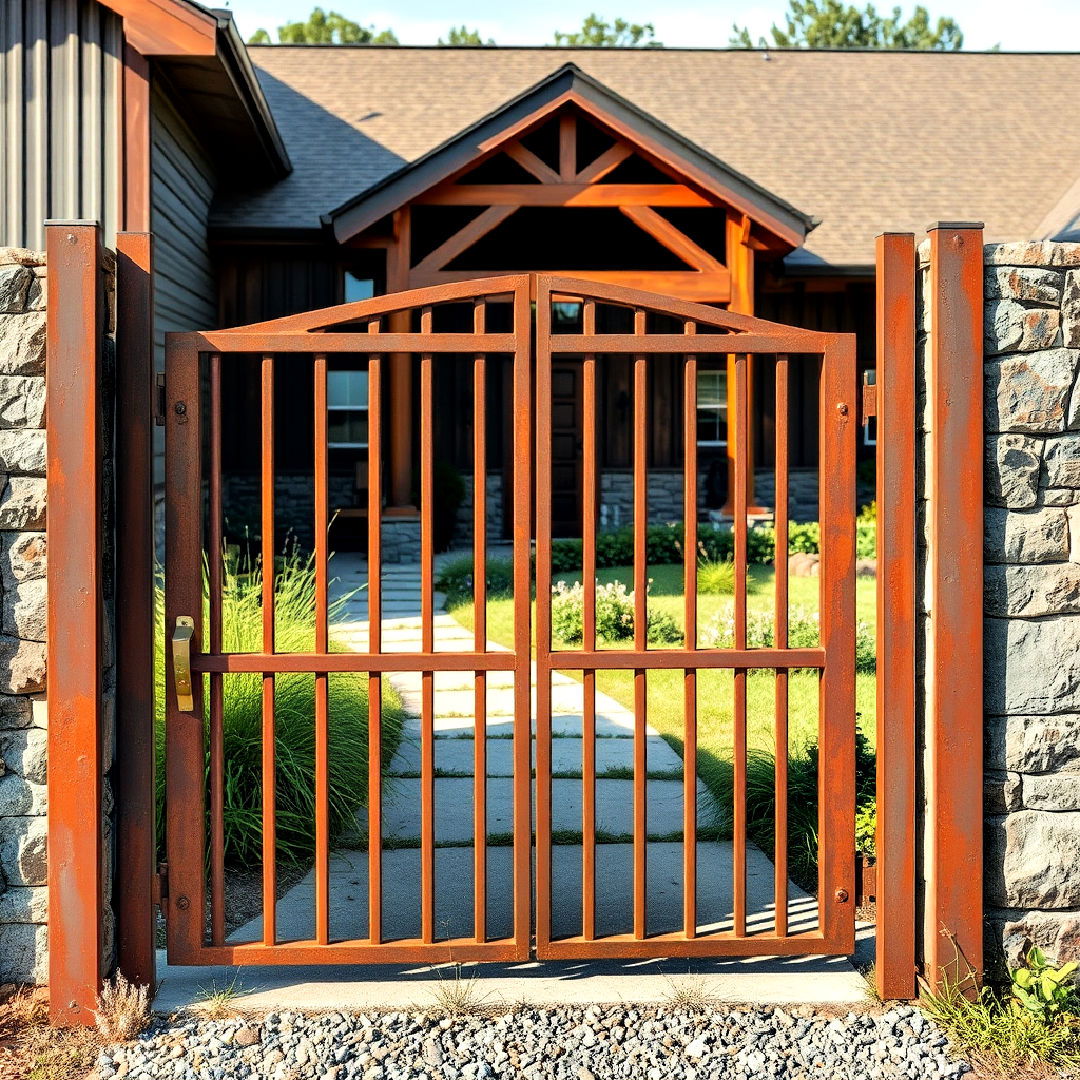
[{"left": 96, "top": 1004, "right": 972, "bottom": 1080}]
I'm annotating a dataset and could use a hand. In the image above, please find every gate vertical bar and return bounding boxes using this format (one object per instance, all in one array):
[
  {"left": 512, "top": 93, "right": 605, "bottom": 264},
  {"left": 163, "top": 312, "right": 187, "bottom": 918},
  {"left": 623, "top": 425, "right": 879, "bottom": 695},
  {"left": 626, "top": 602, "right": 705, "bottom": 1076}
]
[
  {"left": 682, "top": 329, "right": 698, "bottom": 939},
  {"left": 732, "top": 354, "right": 749, "bottom": 938},
  {"left": 208, "top": 354, "right": 225, "bottom": 947},
  {"left": 367, "top": 340, "right": 384, "bottom": 944},
  {"left": 925, "top": 223, "right": 984, "bottom": 991},
  {"left": 47, "top": 222, "right": 105, "bottom": 1023},
  {"left": 164, "top": 331, "right": 205, "bottom": 966},
  {"left": 114, "top": 229, "right": 157, "bottom": 989},
  {"left": 472, "top": 301, "right": 488, "bottom": 943},
  {"left": 818, "top": 336, "right": 857, "bottom": 952},
  {"left": 875, "top": 233, "right": 918, "bottom": 1000},
  {"left": 582, "top": 300, "right": 598, "bottom": 941},
  {"left": 261, "top": 354, "right": 277, "bottom": 945},
  {"left": 632, "top": 318, "right": 648, "bottom": 941},
  {"left": 419, "top": 318, "right": 435, "bottom": 944},
  {"left": 774, "top": 356, "right": 790, "bottom": 938},
  {"left": 314, "top": 353, "right": 330, "bottom": 945}
]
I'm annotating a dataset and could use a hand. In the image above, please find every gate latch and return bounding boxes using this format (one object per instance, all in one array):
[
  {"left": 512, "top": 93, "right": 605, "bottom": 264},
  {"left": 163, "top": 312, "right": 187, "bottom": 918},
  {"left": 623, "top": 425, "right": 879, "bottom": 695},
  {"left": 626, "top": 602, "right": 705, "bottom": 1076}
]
[
  {"left": 172, "top": 616, "right": 195, "bottom": 712},
  {"left": 861, "top": 370, "right": 877, "bottom": 426}
]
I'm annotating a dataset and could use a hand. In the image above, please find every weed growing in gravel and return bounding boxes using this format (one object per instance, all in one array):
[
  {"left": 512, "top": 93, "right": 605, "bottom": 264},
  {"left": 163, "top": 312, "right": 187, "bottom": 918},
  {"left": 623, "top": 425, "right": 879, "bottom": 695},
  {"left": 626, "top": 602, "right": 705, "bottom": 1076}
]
[
  {"left": 154, "top": 545, "right": 408, "bottom": 865},
  {"left": 428, "top": 964, "right": 493, "bottom": 1016},
  {"left": 662, "top": 976, "right": 720, "bottom": 1012},
  {"left": 95, "top": 972, "right": 151, "bottom": 1043},
  {"left": 195, "top": 971, "right": 250, "bottom": 1019}
]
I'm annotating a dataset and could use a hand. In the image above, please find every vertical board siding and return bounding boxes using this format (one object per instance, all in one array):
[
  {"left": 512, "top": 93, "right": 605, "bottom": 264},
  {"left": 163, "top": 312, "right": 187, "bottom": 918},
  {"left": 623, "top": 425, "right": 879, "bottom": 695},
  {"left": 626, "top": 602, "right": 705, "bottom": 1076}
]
[{"left": 0, "top": 0, "right": 121, "bottom": 250}]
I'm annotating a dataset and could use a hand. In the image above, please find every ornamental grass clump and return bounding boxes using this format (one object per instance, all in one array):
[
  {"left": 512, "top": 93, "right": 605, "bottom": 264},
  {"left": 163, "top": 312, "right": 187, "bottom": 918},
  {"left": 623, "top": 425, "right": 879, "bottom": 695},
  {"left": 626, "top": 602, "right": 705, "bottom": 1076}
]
[
  {"left": 155, "top": 543, "right": 406, "bottom": 866},
  {"left": 550, "top": 579, "right": 681, "bottom": 645}
]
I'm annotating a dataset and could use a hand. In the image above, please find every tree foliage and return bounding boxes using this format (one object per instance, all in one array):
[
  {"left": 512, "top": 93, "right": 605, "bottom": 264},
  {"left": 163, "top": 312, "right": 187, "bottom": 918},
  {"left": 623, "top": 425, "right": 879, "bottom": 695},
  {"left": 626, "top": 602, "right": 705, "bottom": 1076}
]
[
  {"left": 553, "top": 13, "right": 662, "bottom": 47},
  {"left": 248, "top": 7, "right": 398, "bottom": 45},
  {"left": 439, "top": 25, "right": 495, "bottom": 46},
  {"left": 730, "top": 1, "right": 963, "bottom": 50}
]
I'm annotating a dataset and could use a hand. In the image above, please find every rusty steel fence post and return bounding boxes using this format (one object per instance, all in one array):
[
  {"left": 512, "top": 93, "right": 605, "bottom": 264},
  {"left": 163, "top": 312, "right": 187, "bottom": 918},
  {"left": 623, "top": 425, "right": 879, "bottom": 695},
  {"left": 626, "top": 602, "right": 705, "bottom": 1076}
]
[
  {"left": 874, "top": 233, "right": 918, "bottom": 1001},
  {"left": 46, "top": 221, "right": 106, "bottom": 1024},
  {"left": 924, "top": 222, "right": 985, "bottom": 993},
  {"left": 113, "top": 231, "right": 157, "bottom": 990}
]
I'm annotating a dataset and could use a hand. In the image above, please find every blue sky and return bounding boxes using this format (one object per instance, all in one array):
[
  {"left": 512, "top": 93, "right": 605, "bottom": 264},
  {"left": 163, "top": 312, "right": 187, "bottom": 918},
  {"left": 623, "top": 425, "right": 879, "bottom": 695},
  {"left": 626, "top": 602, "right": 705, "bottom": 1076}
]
[{"left": 215, "top": 1, "right": 1079, "bottom": 51}]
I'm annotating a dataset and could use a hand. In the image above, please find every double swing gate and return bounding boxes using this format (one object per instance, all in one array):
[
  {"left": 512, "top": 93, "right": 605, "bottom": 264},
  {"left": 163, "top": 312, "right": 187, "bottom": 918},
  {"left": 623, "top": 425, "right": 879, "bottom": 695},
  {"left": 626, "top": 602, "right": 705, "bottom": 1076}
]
[{"left": 164, "top": 274, "right": 856, "bottom": 967}]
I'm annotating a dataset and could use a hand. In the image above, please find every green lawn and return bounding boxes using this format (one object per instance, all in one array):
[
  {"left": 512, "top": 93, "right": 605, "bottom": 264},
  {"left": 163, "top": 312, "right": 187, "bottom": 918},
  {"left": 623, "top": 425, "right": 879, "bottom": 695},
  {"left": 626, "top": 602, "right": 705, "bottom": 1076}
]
[{"left": 447, "top": 563, "right": 875, "bottom": 837}]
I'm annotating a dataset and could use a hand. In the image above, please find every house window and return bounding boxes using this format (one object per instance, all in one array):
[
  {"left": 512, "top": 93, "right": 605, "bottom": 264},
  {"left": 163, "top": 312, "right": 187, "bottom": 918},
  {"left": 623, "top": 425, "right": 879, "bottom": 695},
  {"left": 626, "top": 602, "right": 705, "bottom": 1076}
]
[
  {"left": 696, "top": 369, "right": 727, "bottom": 446},
  {"left": 328, "top": 370, "right": 369, "bottom": 448},
  {"left": 344, "top": 271, "right": 375, "bottom": 303}
]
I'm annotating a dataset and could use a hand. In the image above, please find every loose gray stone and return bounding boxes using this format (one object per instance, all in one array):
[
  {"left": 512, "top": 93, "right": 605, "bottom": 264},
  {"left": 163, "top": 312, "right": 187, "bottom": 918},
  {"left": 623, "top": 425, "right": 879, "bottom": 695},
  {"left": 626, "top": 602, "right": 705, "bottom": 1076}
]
[
  {"left": 987, "top": 810, "right": 1080, "bottom": 907},
  {"left": 1021, "top": 772, "right": 1080, "bottom": 811},
  {"left": 985, "top": 349, "right": 1078, "bottom": 432},
  {"left": 0, "top": 376, "right": 43, "bottom": 429},
  {"left": 987, "top": 714, "right": 1080, "bottom": 773},
  {"left": 0, "top": 267, "right": 30, "bottom": 313},
  {"left": 1045, "top": 434, "right": 1080, "bottom": 487},
  {"left": 0, "top": 312, "right": 45, "bottom": 375},
  {"left": 985, "top": 562, "right": 1080, "bottom": 617},
  {"left": 0, "top": 635, "right": 45, "bottom": 694},
  {"left": 985, "top": 615, "right": 1080, "bottom": 714},
  {"left": 986, "top": 434, "right": 1043, "bottom": 507},
  {"left": 984, "top": 506, "right": 1069, "bottom": 563},
  {"left": 4, "top": 578, "right": 46, "bottom": 641},
  {"left": 985, "top": 300, "right": 1061, "bottom": 355},
  {"left": 0, "top": 477, "right": 45, "bottom": 530},
  {"left": 0, "top": 429, "right": 45, "bottom": 476},
  {"left": 986, "top": 266, "right": 1063, "bottom": 304},
  {"left": 0, "top": 728, "right": 46, "bottom": 783}
]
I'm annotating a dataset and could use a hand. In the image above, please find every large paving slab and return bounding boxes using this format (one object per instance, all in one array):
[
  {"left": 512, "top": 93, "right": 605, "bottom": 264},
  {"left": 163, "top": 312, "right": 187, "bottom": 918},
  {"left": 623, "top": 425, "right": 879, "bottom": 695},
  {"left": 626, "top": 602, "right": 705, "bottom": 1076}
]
[
  {"left": 389, "top": 733, "right": 683, "bottom": 777},
  {"left": 376, "top": 777, "right": 713, "bottom": 844}
]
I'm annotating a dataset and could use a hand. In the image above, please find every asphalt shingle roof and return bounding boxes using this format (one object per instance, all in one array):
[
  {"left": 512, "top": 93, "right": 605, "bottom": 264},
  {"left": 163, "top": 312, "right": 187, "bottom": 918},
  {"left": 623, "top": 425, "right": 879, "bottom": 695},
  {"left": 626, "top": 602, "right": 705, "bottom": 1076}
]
[{"left": 214, "top": 46, "right": 1080, "bottom": 269}]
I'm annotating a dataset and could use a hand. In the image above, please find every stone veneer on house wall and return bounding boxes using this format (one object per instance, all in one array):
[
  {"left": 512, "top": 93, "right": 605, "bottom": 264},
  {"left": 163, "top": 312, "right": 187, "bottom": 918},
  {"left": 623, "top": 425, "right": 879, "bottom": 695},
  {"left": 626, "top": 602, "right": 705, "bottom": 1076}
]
[
  {"left": 976, "top": 242, "right": 1080, "bottom": 971},
  {"left": 0, "top": 248, "right": 48, "bottom": 983}
]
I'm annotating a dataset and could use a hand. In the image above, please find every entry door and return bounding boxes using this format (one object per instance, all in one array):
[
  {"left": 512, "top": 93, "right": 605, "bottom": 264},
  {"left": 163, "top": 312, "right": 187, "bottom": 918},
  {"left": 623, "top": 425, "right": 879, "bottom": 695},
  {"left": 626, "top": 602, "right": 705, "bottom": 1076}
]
[{"left": 551, "top": 361, "right": 583, "bottom": 537}]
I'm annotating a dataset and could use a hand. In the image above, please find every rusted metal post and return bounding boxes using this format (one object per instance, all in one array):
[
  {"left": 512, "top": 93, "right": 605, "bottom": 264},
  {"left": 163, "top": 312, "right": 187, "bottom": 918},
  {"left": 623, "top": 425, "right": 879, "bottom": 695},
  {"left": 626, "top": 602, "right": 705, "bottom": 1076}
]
[
  {"left": 46, "top": 221, "right": 106, "bottom": 1024},
  {"left": 874, "top": 232, "right": 918, "bottom": 1001},
  {"left": 113, "top": 231, "right": 157, "bottom": 990},
  {"left": 924, "top": 222, "right": 985, "bottom": 993}
]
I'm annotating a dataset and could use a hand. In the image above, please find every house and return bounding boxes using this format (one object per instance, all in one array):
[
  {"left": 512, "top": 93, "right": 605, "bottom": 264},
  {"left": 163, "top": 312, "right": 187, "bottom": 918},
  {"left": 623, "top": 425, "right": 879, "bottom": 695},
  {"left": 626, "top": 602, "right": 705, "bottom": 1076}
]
[{"left": 4, "top": 1, "right": 1080, "bottom": 539}]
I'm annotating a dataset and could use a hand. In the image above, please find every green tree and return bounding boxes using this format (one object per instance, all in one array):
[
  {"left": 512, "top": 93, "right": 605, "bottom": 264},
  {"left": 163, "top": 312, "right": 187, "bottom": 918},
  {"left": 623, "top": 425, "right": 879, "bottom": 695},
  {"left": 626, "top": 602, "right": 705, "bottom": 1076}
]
[
  {"left": 553, "top": 13, "right": 662, "bottom": 47},
  {"left": 730, "top": 1, "right": 963, "bottom": 50},
  {"left": 439, "top": 25, "right": 495, "bottom": 46},
  {"left": 248, "top": 7, "right": 398, "bottom": 45}
]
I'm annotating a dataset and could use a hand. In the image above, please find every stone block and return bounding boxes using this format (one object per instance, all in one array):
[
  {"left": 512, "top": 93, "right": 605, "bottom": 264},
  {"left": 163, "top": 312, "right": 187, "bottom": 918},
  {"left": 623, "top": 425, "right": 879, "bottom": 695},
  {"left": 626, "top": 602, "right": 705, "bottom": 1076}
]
[
  {"left": 0, "top": 249, "right": 43, "bottom": 268},
  {"left": 986, "top": 811, "right": 1080, "bottom": 908},
  {"left": 25, "top": 270, "right": 44, "bottom": 312},
  {"left": 0, "top": 694, "right": 34, "bottom": 730},
  {"left": 985, "top": 771, "right": 1022, "bottom": 813},
  {"left": 985, "top": 616, "right": 1080, "bottom": 714},
  {"left": 1022, "top": 772, "right": 1080, "bottom": 811},
  {"left": 986, "top": 266, "right": 1063, "bottom": 305},
  {"left": 987, "top": 714, "right": 1080, "bottom": 773},
  {"left": 0, "top": 773, "right": 45, "bottom": 815},
  {"left": 2, "top": 532, "right": 46, "bottom": 585},
  {"left": 0, "top": 886, "right": 46, "bottom": 924},
  {"left": 1043, "top": 488, "right": 1078, "bottom": 506},
  {"left": 985, "top": 349, "right": 1078, "bottom": 432},
  {"left": 0, "top": 477, "right": 44, "bottom": 530},
  {"left": 0, "top": 376, "right": 43, "bottom": 429},
  {"left": 0, "top": 267, "right": 30, "bottom": 313},
  {"left": 985, "top": 242, "right": 1080, "bottom": 267},
  {"left": 4, "top": 578, "right": 46, "bottom": 641},
  {"left": 0, "top": 430, "right": 45, "bottom": 476},
  {"left": 1045, "top": 434, "right": 1080, "bottom": 488},
  {"left": 985, "top": 562, "right": 1080, "bottom": 617},
  {"left": 984, "top": 300, "right": 1060, "bottom": 355},
  {"left": 986, "top": 434, "right": 1043, "bottom": 507},
  {"left": 0, "top": 922, "right": 47, "bottom": 983},
  {"left": 0, "top": 729, "right": 45, "bottom": 783},
  {"left": 0, "top": 815, "right": 46, "bottom": 885},
  {"left": 984, "top": 506, "right": 1069, "bottom": 563},
  {"left": 0, "top": 637, "right": 45, "bottom": 694},
  {"left": 996, "top": 909, "right": 1080, "bottom": 969},
  {"left": 0, "top": 312, "right": 45, "bottom": 376}
]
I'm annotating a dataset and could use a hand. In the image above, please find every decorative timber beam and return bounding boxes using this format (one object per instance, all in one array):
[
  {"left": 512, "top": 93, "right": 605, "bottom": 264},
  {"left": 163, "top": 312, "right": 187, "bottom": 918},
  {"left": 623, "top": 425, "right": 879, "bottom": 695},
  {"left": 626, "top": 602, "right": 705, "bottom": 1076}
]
[
  {"left": 98, "top": 0, "right": 217, "bottom": 56},
  {"left": 418, "top": 184, "right": 715, "bottom": 208},
  {"left": 619, "top": 206, "right": 724, "bottom": 273}
]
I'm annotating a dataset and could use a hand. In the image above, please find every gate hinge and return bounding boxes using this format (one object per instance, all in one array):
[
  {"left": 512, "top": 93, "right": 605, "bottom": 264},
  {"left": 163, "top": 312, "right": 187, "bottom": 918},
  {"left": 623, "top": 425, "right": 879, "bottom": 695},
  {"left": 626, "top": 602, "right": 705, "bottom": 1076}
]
[
  {"left": 154, "top": 373, "right": 167, "bottom": 426},
  {"left": 861, "top": 371, "right": 877, "bottom": 426},
  {"left": 154, "top": 861, "right": 169, "bottom": 907}
]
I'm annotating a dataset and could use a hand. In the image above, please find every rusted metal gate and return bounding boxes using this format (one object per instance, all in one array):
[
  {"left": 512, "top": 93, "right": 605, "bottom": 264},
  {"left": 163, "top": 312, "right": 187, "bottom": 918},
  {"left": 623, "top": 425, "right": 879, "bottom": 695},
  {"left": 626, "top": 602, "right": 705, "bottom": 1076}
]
[{"left": 163, "top": 273, "right": 856, "bottom": 967}]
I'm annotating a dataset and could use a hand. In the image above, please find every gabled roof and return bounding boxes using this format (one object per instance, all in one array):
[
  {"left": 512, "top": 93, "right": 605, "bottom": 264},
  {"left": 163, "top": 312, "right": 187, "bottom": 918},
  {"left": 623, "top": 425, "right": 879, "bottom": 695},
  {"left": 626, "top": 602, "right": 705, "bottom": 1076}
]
[
  {"left": 214, "top": 46, "right": 1080, "bottom": 270},
  {"left": 325, "top": 63, "right": 816, "bottom": 249}
]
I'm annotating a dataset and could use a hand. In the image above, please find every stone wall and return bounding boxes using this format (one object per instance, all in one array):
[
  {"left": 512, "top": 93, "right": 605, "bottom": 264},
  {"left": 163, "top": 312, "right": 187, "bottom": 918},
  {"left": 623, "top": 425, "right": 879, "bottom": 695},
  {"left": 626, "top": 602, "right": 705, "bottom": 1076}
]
[
  {"left": 979, "top": 242, "right": 1080, "bottom": 971},
  {"left": 0, "top": 248, "right": 48, "bottom": 983}
]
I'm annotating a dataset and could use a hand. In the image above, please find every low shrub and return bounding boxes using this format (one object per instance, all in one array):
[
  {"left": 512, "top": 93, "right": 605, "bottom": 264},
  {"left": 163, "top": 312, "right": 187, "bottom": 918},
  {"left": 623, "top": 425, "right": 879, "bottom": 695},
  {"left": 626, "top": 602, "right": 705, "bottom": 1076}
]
[
  {"left": 437, "top": 554, "right": 515, "bottom": 607},
  {"left": 697, "top": 558, "right": 736, "bottom": 595},
  {"left": 155, "top": 545, "right": 407, "bottom": 866},
  {"left": 549, "top": 579, "right": 681, "bottom": 645}
]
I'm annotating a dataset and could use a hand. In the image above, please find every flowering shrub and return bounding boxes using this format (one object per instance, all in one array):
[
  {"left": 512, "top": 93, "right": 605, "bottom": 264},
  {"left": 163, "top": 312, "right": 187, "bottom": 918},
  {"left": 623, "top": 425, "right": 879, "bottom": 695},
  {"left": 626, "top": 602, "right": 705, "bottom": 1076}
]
[
  {"left": 701, "top": 604, "right": 875, "bottom": 673},
  {"left": 550, "top": 579, "right": 682, "bottom": 645}
]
